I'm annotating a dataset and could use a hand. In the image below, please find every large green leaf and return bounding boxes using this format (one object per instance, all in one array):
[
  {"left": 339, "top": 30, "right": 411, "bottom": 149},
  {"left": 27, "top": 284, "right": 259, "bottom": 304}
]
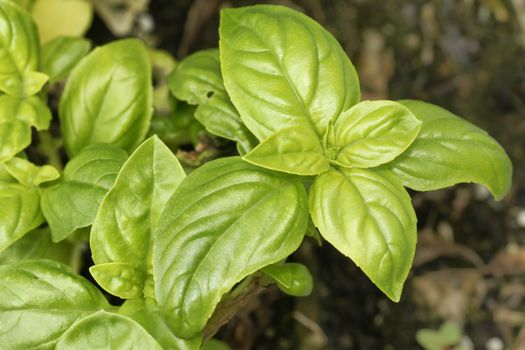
[
  {"left": 388, "top": 100, "right": 512, "bottom": 200},
  {"left": 154, "top": 157, "right": 309, "bottom": 338},
  {"left": 4, "top": 157, "right": 59, "bottom": 186},
  {"left": 0, "top": 260, "right": 109, "bottom": 349},
  {"left": 41, "top": 144, "right": 128, "bottom": 241},
  {"left": 41, "top": 36, "right": 91, "bottom": 83},
  {"left": 309, "top": 167, "right": 417, "bottom": 301},
  {"left": 326, "top": 100, "right": 421, "bottom": 168},
  {"left": 120, "top": 298, "right": 201, "bottom": 350},
  {"left": 243, "top": 125, "right": 329, "bottom": 175},
  {"left": 0, "top": 94, "right": 52, "bottom": 161},
  {"left": 55, "top": 311, "right": 162, "bottom": 350},
  {"left": 59, "top": 38, "right": 152, "bottom": 156},
  {"left": 168, "top": 48, "right": 257, "bottom": 154},
  {"left": 0, "top": 0, "right": 48, "bottom": 97},
  {"left": 0, "top": 183, "right": 43, "bottom": 252},
  {"left": 90, "top": 136, "right": 185, "bottom": 299},
  {"left": 220, "top": 5, "right": 360, "bottom": 141}
]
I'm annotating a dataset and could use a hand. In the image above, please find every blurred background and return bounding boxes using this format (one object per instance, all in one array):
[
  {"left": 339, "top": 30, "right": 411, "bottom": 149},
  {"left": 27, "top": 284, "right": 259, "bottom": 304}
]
[{"left": 31, "top": 0, "right": 525, "bottom": 349}]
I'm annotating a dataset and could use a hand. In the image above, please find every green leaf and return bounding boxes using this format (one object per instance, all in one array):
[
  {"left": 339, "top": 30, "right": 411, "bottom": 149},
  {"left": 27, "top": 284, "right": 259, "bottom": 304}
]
[
  {"left": 0, "top": 0, "right": 47, "bottom": 97},
  {"left": 59, "top": 38, "right": 153, "bottom": 157},
  {"left": 388, "top": 100, "right": 512, "bottom": 200},
  {"left": 31, "top": 0, "right": 93, "bottom": 44},
  {"left": 4, "top": 157, "right": 59, "bottom": 186},
  {"left": 169, "top": 48, "right": 257, "bottom": 154},
  {"left": 0, "top": 183, "right": 43, "bottom": 252},
  {"left": 0, "top": 260, "right": 109, "bottom": 349},
  {"left": 89, "top": 262, "right": 143, "bottom": 299},
  {"left": 243, "top": 125, "right": 329, "bottom": 175},
  {"left": 41, "top": 36, "right": 91, "bottom": 83},
  {"left": 120, "top": 298, "right": 202, "bottom": 350},
  {"left": 327, "top": 100, "right": 421, "bottom": 168},
  {"left": 154, "top": 157, "right": 309, "bottom": 338},
  {"left": 220, "top": 5, "right": 360, "bottom": 141},
  {"left": 41, "top": 144, "right": 128, "bottom": 241},
  {"left": 0, "top": 227, "right": 72, "bottom": 265},
  {"left": 309, "top": 167, "right": 417, "bottom": 301},
  {"left": 91, "top": 136, "right": 185, "bottom": 299},
  {"left": 0, "top": 94, "right": 52, "bottom": 161},
  {"left": 56, "top": 310, "right": 162, "bottom": 350},
  {"left": 201, "top": 339, "right": 231, "bottom": 350},
  {"left": 0, "top": 120, "right": 31, "bottom": 162},
  {"left": 261, "top": 262, "right": 313, "bottom": 297}
]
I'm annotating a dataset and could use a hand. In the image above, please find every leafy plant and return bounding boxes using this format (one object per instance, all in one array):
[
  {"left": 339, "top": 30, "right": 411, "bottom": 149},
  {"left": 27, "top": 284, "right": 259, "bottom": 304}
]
[{"left": 0, "top": 1, "right": 512, "bottom": 349}]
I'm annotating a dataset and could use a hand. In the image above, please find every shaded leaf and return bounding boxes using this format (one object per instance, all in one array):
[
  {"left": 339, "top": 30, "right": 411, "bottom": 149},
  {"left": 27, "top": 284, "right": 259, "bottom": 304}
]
[
  {"left": 262, "top": 262, "right": 313, "bottom": 297},
  {"left": 41, "top": 144, "right": 128, "bottom": 241},
  {"left": 41, "top": 36, "right": 91, "bottom": 83}
]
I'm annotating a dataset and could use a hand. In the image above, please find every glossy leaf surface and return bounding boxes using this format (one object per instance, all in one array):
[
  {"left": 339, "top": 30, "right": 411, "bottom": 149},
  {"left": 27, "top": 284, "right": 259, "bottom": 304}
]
[
  {"left": 56, "top": 310, "right": 162, "bottom": 350},
  {"left": 0, "top": 260, "right": 109, "bottom": 349},
  {"left": 59, "top": 39, "right": 152, "bottom": 156},
  {"left": 120, "top": 298, "right": 201, "bottom": 350},
  {"left": 169, "top": 48, "right": 257, "bottom": 153},
  {"left": 0, "top": 183, "right": 43, "bottom": 252},
  {"left": 91, "top": 136, "right": 185, "bottom": 299},
  {"left": 154, "top": 157, "right": 308, "bottom": 338},
  {"left": 327, "top": 100, "right": 421, "bottom": 168},
  {"left": 309, "top": 167, "right": 417, "bottom": 301},
  {"left": 220, "top": 5, "right": 360, "bottom": 140},
  {"left": 41, "top": 36, "right": 91, "bottom": 82},
  {"left": 41, "top": 144, "right": 128, "bottom": 241},
  {"left": 243, "top": 125, "right": 329, "bottom": 175},
  {"left": 262, "top": 262, "right": 313, "bottom": 297},
  {"left": 389, "top": 100, "right": 512, "bottom": 200}
]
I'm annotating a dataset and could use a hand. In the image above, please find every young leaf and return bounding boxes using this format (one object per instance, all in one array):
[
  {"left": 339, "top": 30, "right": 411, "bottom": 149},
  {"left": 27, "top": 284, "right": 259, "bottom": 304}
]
[
  {"left": 243, "top": 125, "right": 329, "bottom": 175},
  {"left": 90, "top": 136, "right": 186, "bottom": 299},
  {"left": 220, "top": 5, "right": 360, "bottom": 141},
  {"left": 0, "top": 183, "right": 43, "bottom": 252},
  {"left": 154, "top": 157, "right": 309, "bottom": 338},
  {"left": 4, "top": 157, "right": 59, "bottom": 186},
  {"left": 55, "top": 311, "right": 162, "bottom": 350},
  {"left": 59, "top": 38, "right": 153, "bottom": 156},
  {"left": 327, "top": 100, "right": 421, "bottom": 168},
  {"left": 0, "top": 0, "right": 47, "bottom": 97},
  {"left": 0, "top": 94, "right": 52, "bottom": 161},
  {"left": 119, "top": 298, "right": 202, "bottom": 350},
  {"left": 261, "top": 262, "right": 313, "bottom": 297},
  {"left": 0, "top": 260, "right": 109, "bottom": 349},
  {"left": 41, "top": 144, "right": 128, "bottom": 241},
  {"left": 388, "top": 100, "right": 512, "bottom": 200},
  {"left": 169, "top": 48, "right": 257, "bottom": 154},
  {"left": 41, "top": 36, "right": 91, "bottom": 83},
  {"left": 309, "top": 167, "right": 417, "bottom": 301}
]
